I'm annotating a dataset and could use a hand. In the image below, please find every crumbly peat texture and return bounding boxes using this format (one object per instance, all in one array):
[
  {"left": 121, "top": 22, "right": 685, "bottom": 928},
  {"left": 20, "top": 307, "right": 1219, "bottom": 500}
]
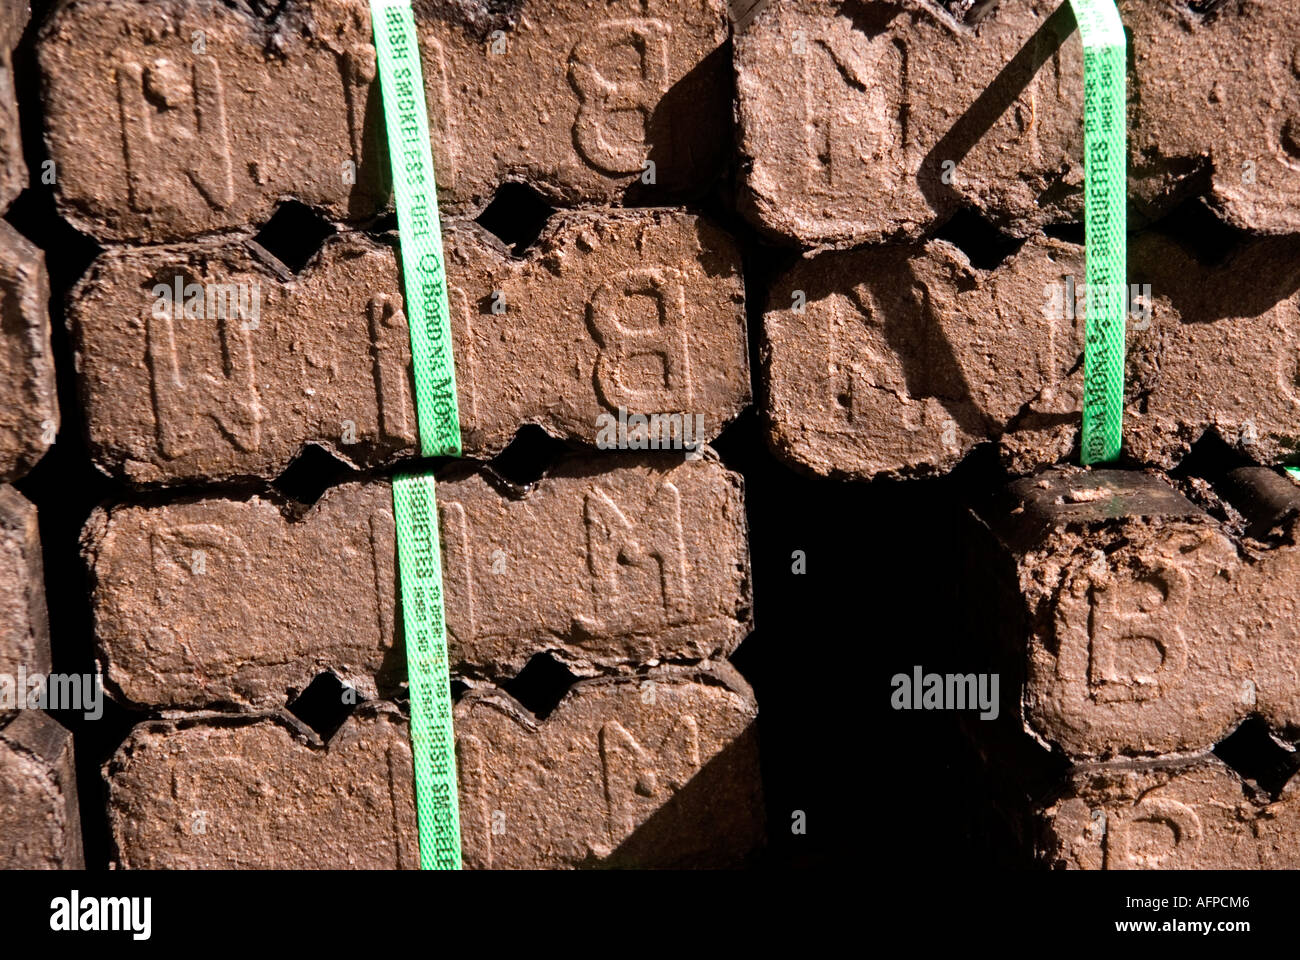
[
  {"left": 69, "top": 211, "right": 749, "bottom": 485},
  {"left": 106, "top": 665, "right": 764, "bottom": 869},
  {"left": 0, "top": 1, "right": 28, "bottom": 214},
  {"left": 736, "top": 0, "right": 1300, "bottom": 247},
  {"left": 970, "top": 467, "right": 1300, "bottom": 759},
  {"left": 762, "top": 232, "right": 1300, "bottom": 480},
  {"left": 1039, "top": 755, "right": 1300, "bottom": 870},
  {"left": 38, "top": 0, "right": 730, "bottom": 242},
  {"left": 0, "top": 710, "right": 84, "bottom": 869},
  {"left": 0, "top": 221, "right": 58, "bottom": 482},
  {"left": 86, "top": 453, "right": 752, "bottom": 710}
]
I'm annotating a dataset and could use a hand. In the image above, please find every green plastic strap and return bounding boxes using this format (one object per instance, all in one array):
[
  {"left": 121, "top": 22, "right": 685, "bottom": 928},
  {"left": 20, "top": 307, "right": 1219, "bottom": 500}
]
[
  {"left": 1069, "top": 0, "right": 1127, "bottom": 465},
  {"left": 372, "top": 0, "right": 461, "bottom": 870},
  {"left": 391, "top": 472, "right": 462, "bottom": 869},
  {"left": 371, "top": 0, "right": 462, "bottom": 458}
]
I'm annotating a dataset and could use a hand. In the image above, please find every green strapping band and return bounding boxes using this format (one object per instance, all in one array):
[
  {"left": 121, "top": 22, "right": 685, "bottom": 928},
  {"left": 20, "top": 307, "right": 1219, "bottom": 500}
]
[
  {"left": 371, "top": 0, "right": 462, "bottom": 459},
  {"left": 371, "top": 0, "right": 461, "bottom": 870},
  {"left": 392, "top": 473, "right": 461, "bottom": 869},
  {"left": 1068, "top": 0, "right": 1127, "bottom": 465}
]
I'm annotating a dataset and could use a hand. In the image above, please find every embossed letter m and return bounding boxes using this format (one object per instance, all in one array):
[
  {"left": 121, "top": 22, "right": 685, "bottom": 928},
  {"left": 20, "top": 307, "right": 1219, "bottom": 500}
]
[
  {"left": 147, "top": 290, "right": 263, "bottom": 459},
  {"left": 580, "top": 481, "right": 690, "bottom": 634},
  {"left": 117, "top": 57, "right": 235, "bottom": 213}
]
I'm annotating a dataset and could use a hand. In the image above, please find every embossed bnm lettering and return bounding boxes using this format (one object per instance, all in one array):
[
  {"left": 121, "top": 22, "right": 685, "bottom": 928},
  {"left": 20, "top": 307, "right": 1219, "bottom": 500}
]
[
  {"left": 1274, "top": 42, "right": 1300, "bottom": 170},
  {"left": 449, "top": 286, "right": 477, "bottom": 420},
  {"left": 831, "top": 287, "right": 894, "bottom": 427},
  {"left": 798, "top": 31, "right": 904, "bottom": 195},
  {"left": 116, "top": 57, "right": 235, "bottom": 213},
  {"left": 437, "top": 500, "right": 475, "bottom": 645},
  {"left": 1106, "top": 797, "right": 1202, "bottom": 869},
  {"left": 456, "top": 734, "right": 492, "bottom": 868},
  {"left": 146, "top": 290, "right": 264, "bottom": 459},
  {"left": 368, "top": 294, "right": 416, "bottom": 446},
  {"left": 569, "top": 19, "right": 670, "bottom": 174},
  {"left": 368, "top": 512, "right": 397, "bottom": 650},
  {"left": 579, "top": 481, "right": 689, "bottom": 635},
  {"left": 599, "top": 716, "right": 699, "bottom": 842},
  {"left": 419, "top": 32, "right": 459, "bottom": 190},
  {"left": 342, "top": 45, "right": 377, "bottom": 179},
  {"left": 1086, "top": 565, "right": 1188, "bottom": 703},
  {"left": 830, "top": 285, "right": 945, "bottom": 435},
  {"left": 589, "top": 267, "right": 692, "bottom": 412},
  {"left": 343, "top": 32, "right": 459, "bottom": 190}
]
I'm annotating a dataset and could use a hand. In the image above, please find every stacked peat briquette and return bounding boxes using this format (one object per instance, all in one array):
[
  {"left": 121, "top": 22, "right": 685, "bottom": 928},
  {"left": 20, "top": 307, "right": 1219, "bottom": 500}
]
[
  {"left": 33, "top": 0, "right": 763, "bottom": 868},
  {"left": 737, "top": 0, "right": 1300, "bottom": 868},
  {"left": 0, "top": 0, "right": 81, "bottom": 870},
  {"left": 6, "top": 0, "right": 1299, "bottom": 872}
]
